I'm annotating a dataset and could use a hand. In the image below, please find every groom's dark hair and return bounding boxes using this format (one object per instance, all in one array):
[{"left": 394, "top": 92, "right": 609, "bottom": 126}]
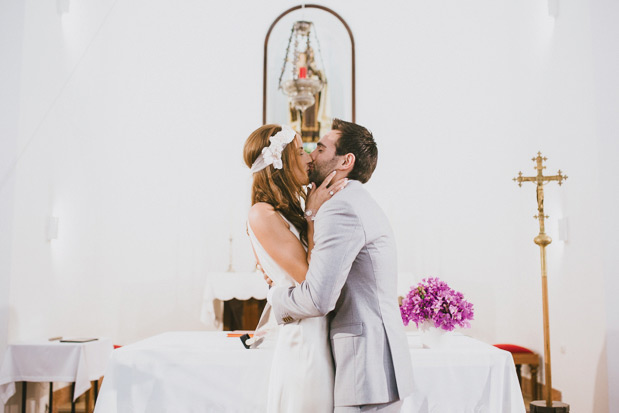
[{"left": 332, "top": 118, "right": 377, "bottom": 183}]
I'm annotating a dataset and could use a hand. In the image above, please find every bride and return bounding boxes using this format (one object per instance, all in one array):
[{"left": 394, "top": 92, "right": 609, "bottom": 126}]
[{"left": 243, "top": 124, "right": 347, "bottom": 412}]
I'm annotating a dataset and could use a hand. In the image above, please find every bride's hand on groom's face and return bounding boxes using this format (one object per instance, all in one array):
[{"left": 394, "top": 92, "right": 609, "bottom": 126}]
[{"left": 306, "top": 171, "right": 348, "bottom": 213}]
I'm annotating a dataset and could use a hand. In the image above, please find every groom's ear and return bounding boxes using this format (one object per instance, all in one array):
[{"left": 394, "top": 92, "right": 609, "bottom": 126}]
[{"left": 339, "top": 153, "right": 355, "bottom": 172}]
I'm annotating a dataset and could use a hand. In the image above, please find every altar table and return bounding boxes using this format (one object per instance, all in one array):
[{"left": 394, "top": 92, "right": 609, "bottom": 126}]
[
  {"left": 0, "top": 338, "right": 113, "bottom": 405},
  {"left": 94, "top": 332, "right": 524, "bottom": 412},
  {"left": 200, "top": 271, "right": 417, "bottom": 329}
]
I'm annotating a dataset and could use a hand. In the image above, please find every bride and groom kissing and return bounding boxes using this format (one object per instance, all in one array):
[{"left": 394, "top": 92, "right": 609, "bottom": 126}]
[{"left": 243, "top": 119, "right": 413, "bottom": 412}]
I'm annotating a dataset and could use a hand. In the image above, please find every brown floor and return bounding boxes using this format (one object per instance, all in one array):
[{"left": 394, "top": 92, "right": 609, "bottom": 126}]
[
  {"left": 50, "top": 380, "right": 99, "bottom": 413},
  {"left": 14, "top": 374, "right": 560, "bottom": 412}
]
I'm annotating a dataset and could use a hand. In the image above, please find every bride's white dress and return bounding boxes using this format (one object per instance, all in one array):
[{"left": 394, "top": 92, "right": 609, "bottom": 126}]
[{"left": 248, "top": 215, "right": 334, "bottom": 413}]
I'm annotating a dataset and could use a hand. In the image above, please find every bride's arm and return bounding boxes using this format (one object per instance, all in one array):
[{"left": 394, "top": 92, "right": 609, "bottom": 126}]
[
  {"left": 249, "top": 203, "right": 309, "bottom": 284},
  {"left": 250, "top": 177, "right": 348, "bottom": 284},
  {"left": 306, "top": 220, "right": 315, "bottom": 264},
  {"left": 304, "top": 173, "right": 348, "bottom": 264}
]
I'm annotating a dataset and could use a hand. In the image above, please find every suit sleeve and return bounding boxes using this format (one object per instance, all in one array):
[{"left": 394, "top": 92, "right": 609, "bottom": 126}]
[{"left": 270, "top": 199, "right": 365, "bottom": 323}]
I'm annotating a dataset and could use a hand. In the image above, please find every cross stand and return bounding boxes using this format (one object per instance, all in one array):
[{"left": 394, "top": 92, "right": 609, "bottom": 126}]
[{"left": 514, "top": 152, "right": 569, "bottom": 412}]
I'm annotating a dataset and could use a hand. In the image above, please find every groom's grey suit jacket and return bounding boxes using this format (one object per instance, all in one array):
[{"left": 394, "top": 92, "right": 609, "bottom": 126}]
[{"left": 270, "top": 180, "right": 414, "bottom": 407}]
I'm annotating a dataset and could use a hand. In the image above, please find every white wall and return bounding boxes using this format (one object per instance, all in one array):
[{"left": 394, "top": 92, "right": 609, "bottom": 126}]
[
  {"left": 591, "top": 0, "right": 619, "bottom": 410},
  {"left": 359, "top": 3, "right": 609, "bottom": 410},
  {"left": 1, "top": 0, "right": 616, "bottom": 411},
  {"left": 0, "top": 0, "right": 24, "bottom": 411}
]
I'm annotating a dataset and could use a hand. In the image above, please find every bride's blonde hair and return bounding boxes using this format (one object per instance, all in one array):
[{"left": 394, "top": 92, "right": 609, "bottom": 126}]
[{"left": 243, "top": 124, "right": 308, "bottom": 245}]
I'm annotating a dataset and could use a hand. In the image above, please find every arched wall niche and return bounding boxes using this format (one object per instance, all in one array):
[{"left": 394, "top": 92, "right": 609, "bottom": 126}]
[{"left": 263, "top": 5, "right": 356, "bottom": 129}]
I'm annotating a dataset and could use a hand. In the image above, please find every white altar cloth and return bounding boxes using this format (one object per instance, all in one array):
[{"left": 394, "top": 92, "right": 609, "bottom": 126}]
[
  {"left": 200, "top": 271, "right": 268, "bottom": 329},
  {"left": 94, "top": 332, "right": 525, "bottom": 413},
  {"left": 0, "top": 338, "right": 113, "bottom": 403}
]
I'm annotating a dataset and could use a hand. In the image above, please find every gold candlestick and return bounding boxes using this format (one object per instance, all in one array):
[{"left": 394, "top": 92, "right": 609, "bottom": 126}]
[{"left": 513, "top": 152, "right": 567, "bottom": 409}]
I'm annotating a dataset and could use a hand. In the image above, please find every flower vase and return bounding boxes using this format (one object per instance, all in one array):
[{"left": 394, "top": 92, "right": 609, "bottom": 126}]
[{"left": 419, "top": 320, "right": 446, "bottom": 348}]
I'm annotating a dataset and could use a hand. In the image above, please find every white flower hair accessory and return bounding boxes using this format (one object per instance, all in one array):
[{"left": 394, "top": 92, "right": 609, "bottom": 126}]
[{"left": 250, "top": 125, "right": 297, "bottom": 173}]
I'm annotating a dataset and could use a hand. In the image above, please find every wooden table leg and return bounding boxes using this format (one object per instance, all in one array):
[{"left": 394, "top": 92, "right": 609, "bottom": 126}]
[
  {"left": 530, "top": 364, "right": 539, "bottom": 400},
  {"left": 49, "top": 382, "right": 54, "bottom": 413},
  {"left": 71, "top": 382, "right": 76, "bottom": 413},
  {"left": 21, "top": 382, "right": 26, "bottom": 413}
]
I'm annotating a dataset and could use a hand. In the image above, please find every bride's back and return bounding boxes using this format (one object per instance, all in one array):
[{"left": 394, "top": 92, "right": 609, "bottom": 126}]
[{"left": 247, "top": 215, "right": 299, "bottom": 289}]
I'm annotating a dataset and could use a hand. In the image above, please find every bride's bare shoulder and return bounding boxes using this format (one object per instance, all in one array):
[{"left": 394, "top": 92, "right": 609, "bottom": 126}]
[
  {"left": 248, "top": 203, "right": 288, "bottom": 232},
  {"left": 248, "top": 202, "right": 274, "bottom": 220}
]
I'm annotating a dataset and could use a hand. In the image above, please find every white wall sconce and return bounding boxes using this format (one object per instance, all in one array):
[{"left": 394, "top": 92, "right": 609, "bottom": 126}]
[
  {"left": 57, "top": 0, "right": 70, "bottom": 15},
  {"left": 47, "top": 216, "right": 59, "bottom": 241},
  {"left": 558, "top": 217, "right": 569, "bottom": 242},
  {"left": 548, "top": 0, "right": 559, "bottom": 18}
]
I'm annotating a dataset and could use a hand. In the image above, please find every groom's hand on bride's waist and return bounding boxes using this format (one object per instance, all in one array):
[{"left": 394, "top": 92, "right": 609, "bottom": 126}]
[
  {"left": 257, "top": 264, "right": 274, "bottom": 287},
  {"left": 258, "top": 264, "right": 287, "bottom": 310},
  {"left": 259, "top": 264, "right": 278, "bottom": 304}
]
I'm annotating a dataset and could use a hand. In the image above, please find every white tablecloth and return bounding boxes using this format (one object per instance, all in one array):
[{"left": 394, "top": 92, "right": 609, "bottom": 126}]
[
  {"left": 0, "top": 338, "right": 113, "bottom": 403},
  {"left": 200, "top": 271, "right": 268, "bottom": 329},
  {"left": 94, "top": 332, "right": 525, "bottom": 413}
]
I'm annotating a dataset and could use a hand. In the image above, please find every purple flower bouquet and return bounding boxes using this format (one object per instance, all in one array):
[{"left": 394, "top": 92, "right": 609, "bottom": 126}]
[{"left": 400, "top": 277, "right": 474, "bottom": 331}]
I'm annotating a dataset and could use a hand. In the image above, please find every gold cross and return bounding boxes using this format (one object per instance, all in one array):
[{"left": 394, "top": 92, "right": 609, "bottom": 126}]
[
  {"left": 513, "top": 152, "right": 567, "bottom": 239},
  {"left": 513, "top": 152, "right": 568, "bottom": 407}
]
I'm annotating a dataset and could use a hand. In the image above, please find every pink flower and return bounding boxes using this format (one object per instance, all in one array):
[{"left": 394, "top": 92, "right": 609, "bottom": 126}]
[{"left": 400, "top": 277, "right": 474, "bottom": 331}]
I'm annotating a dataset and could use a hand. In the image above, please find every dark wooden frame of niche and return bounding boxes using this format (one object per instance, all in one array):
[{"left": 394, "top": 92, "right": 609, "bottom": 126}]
[{"left": 263, "top": 4, "right": 356, "bottom": 125}]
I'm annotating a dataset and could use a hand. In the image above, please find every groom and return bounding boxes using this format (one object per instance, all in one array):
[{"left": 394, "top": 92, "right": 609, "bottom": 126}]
[{"left": 267, "top": 119, "right": 414, "bottom": 412}]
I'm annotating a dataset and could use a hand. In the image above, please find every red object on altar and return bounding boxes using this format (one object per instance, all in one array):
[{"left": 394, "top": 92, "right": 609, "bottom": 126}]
[
  {"left": 227, "top": 331, "right": 254, "bottom": 338},
  {"left": 299, "top": 67, "right": 307, "bottom": 79}
]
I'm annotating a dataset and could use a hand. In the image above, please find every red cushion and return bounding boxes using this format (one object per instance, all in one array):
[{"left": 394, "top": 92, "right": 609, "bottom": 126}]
[{"left": 493, "top": 344, "right": 534, "bottom": 353}]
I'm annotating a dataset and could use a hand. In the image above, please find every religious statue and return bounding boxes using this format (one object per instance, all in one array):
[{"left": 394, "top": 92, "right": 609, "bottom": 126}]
[{"left": 288, "top": 47, "right": 331, "bottom": 146}]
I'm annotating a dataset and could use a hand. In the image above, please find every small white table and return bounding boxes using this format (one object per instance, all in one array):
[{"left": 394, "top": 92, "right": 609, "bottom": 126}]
[
  {"left": 94, "top": 332, "right": 525, "bottom": 412},
  {"left": 0, "top": 338, "right": 113, "bottom": 412},
  {"left": 200, "top": 271, "right": 268, "bottom": 329}
]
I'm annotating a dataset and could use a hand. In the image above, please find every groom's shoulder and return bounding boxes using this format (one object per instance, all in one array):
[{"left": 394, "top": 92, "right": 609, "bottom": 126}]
[
  {"left": 320, "top": 181, "right": 367, "bottom": 216},
  {"left": 335, "top": 180, "right": 387, "bottom": 219},
  {"left": 337, "top": 180, "right": 373, "bottom": 205}
]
